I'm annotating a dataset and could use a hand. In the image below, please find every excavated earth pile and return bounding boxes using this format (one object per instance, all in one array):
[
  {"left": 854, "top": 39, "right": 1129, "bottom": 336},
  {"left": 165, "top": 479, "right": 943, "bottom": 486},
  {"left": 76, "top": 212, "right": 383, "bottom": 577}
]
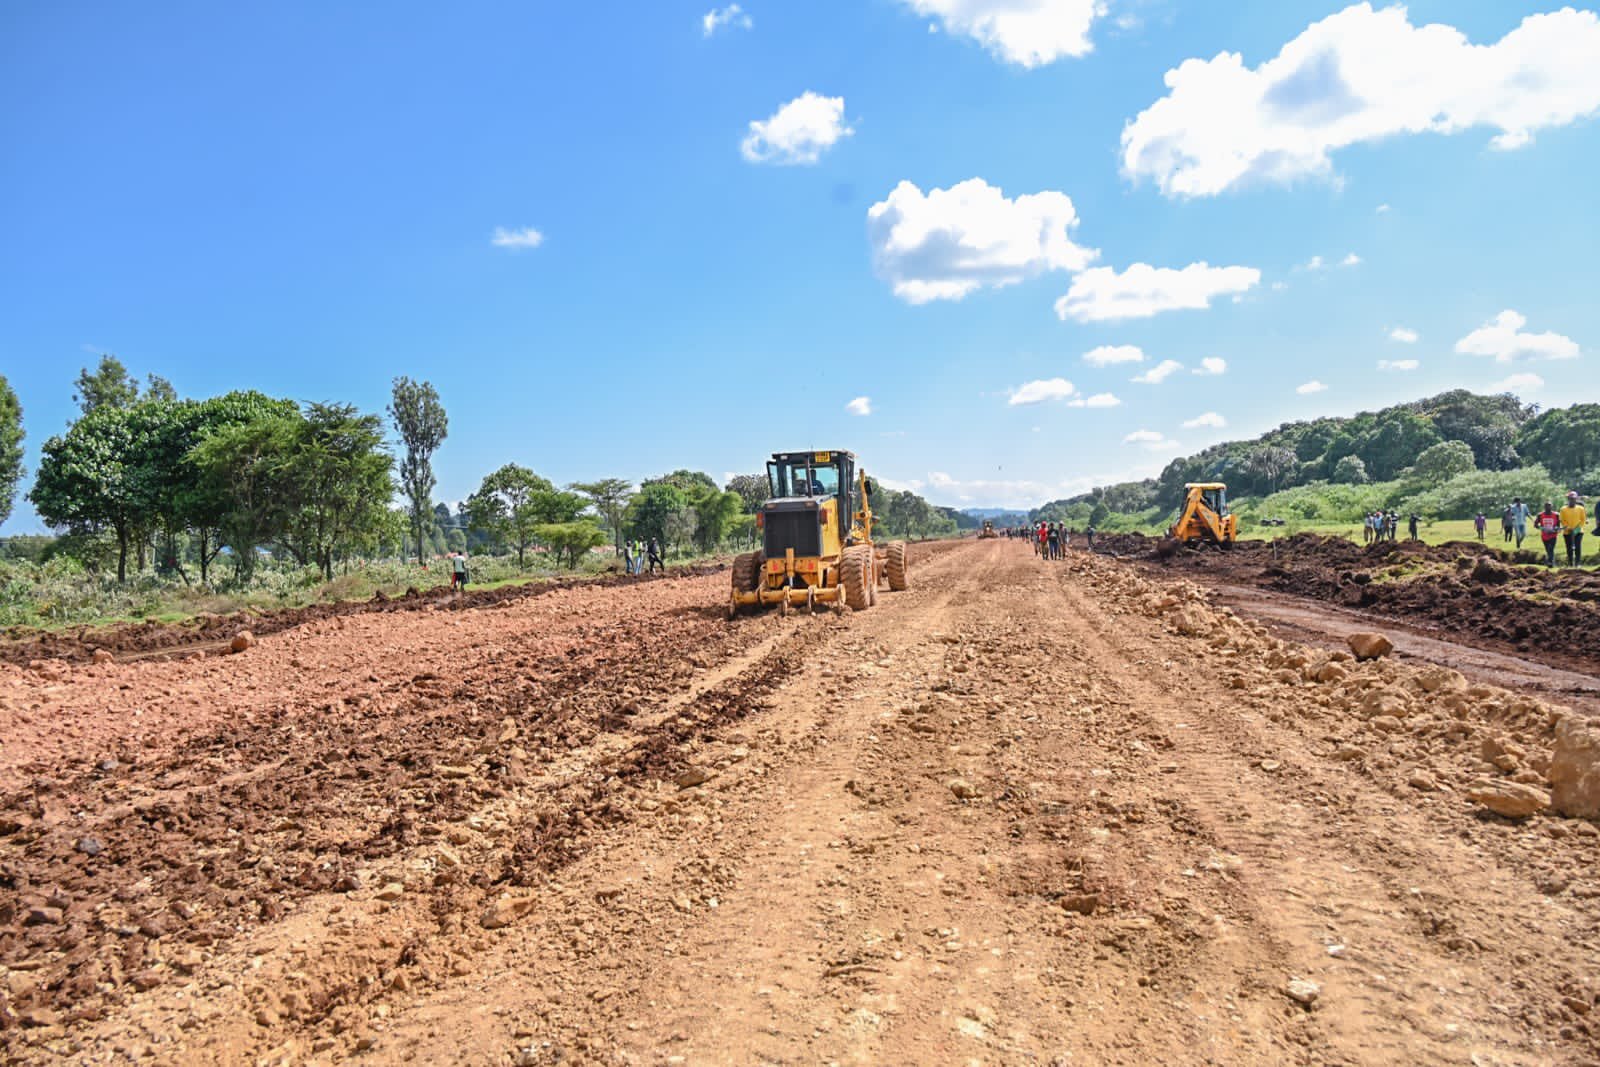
[
  {"left": 1110, "top": 531, "right": 1600, "bottom": 669},
  {"left": 0, "top": 538, "right": 1597, "bottom": 1065}
]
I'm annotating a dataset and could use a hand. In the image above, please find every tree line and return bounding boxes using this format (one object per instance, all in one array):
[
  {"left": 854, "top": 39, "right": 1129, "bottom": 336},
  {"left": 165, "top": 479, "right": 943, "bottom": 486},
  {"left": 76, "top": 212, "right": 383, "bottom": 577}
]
[
  {"left": 1034, "top": 389, "right": 1600, "bottom": 527},
  {"left": 0, "top": 357, "right": 961, "bottom": 583}
]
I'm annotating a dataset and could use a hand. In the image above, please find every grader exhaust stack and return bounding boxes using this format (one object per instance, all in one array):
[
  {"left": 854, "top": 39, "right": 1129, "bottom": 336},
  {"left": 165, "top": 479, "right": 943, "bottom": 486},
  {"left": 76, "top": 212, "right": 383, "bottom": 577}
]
[{"left": 729, "top": 450, "right": 909, "bottom": 616}]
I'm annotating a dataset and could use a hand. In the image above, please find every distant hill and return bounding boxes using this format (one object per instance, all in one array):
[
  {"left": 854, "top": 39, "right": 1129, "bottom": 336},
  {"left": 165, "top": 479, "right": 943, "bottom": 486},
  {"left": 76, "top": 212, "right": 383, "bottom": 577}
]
[
  {"left": 961, "top": 507, "right": 1029, "bottom": 523},
  {"left": 1032, "top": 389, "right": 1600, "bottom": 523}
]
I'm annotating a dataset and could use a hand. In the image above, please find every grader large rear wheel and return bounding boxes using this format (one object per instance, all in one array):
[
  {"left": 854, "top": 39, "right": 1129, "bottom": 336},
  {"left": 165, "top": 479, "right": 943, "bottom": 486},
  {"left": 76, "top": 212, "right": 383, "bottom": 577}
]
[
  {"left": 885, "top": 540, "right": 909, "bottom": 591},
  {"left": 840, "top": 545, "right": 872, "bottom": 611},
  {"left": 731, "top": 551, "right": 763, "bottom": 594}
]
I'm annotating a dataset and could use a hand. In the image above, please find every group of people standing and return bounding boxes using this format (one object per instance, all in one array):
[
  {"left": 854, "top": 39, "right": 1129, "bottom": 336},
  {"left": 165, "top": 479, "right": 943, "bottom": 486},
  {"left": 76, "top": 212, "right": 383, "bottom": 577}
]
[
  {"left": 623, "top": 537, "right": 664, "bottom": 576},
  {"left": 1496, "top": 496, "right": 1589, "bottom": 566},
  {"left": 1362, "top": 511, "right": 1411, "bottom": 543},
  {"left": 1031, "top": 521, "right": 1082, "bottom": 559}
]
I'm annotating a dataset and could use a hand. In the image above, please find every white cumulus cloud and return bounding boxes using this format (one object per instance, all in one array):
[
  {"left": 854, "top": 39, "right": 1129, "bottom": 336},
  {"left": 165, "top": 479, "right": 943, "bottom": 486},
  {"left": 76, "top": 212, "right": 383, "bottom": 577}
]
[
  {"left": 1297, "top": 380, "right": 1328, "bottom": 395},
  {"left": 703, "top": 4, "right": 752, "bottom": 36},
  {"left": 846, "top": 396, "right": 872, "bottom": 416},
  {"left": 742, "top": 92, "right": 854, "bottom": 165},
  {"left": 1389, "top": 326, "right": 1419, "bottom": 343},
  {"left": 1194, "top": 357, "right": 1227, "bottom": 376},
  {"left": 896, "top": 0, "right": 1103, "bottom": 68},
  {"left": 1082, "top": 344, "right": 1145, "bottom": 367},
  {"left": 1056, "top": 262, "right": 1259, "bottom": 322},
  {"left": 1068, "top": 392, "right": 1122, "bottom": 408},
  {"left": 868, "top": 178, "right": 1097, "bottom": 304},
  {"left": 1378, "top": 359, "right": 1419, "bottom": 371},
  {"left": 1132, "top": 359, "right": 1183, "bottom": 385},
  {"left": 1490, "top": 372, "right": 1545, "bottom": 393},
  {"left": 1124, "top": 429, "right": 1180, "bottom": 453},
  {"left": 1008, "top": 377, "right": 1077, "bottom": 406},
  {"left": 1455, "top": 309, "right": 1580, "bottom": 363},
  {"left": 1341, "top": 253, "right": 1362, "bottom": 267},
  {"left": 1122, "top": 4, "right": 1600, "bottom": 197},
  {"left": 491, "top": 226, "right": 544, "bottom": 249},
  {"left": 1182, "top": 412, "right": 1227, "bottom": 429}
]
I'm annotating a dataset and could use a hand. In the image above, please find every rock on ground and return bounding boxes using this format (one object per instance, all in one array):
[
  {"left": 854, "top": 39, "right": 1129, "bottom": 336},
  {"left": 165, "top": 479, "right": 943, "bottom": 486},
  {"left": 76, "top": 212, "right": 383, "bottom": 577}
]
[
  {"left": 1549, "top": 716, "right": 1600, "bottom": 819},
  {"left": 1346, "top": 632, "right": 1394, "bottom": 661}
]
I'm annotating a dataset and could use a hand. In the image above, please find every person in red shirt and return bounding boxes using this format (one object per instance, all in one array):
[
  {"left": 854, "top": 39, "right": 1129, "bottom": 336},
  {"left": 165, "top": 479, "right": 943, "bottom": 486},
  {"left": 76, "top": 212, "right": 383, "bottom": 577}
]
[
  {"left": 1536, "top": 501, "right": 1562, "bottom": 568},
  {"left": 1036, "top": 521, "right": 1048, "bottom": 558}
]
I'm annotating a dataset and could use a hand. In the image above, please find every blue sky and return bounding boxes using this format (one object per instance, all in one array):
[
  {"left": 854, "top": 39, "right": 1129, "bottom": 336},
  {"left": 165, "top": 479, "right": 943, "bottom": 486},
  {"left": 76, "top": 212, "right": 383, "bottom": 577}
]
[{"left": 4, "top": 1, "right": 1599, "bottom": 529}]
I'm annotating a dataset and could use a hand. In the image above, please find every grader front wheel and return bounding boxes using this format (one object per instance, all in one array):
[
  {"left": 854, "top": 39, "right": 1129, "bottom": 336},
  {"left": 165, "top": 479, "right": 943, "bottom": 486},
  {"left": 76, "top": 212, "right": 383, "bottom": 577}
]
[
  {"left": 840, "top": 545, "right": 873, "bottom": 611},
  {"left": 886, "top": 540, "right": 909, "bottom": 591}
]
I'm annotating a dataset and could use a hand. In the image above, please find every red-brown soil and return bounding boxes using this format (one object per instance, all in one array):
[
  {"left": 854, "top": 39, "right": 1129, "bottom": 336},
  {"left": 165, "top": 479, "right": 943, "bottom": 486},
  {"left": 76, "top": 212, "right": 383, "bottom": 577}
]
[
  {"left": 1103, "top": 531, "right": 1600, "bottom": 674},
  {"left": 1, "top": 540, "right": 1596, "bottom": 1064}
]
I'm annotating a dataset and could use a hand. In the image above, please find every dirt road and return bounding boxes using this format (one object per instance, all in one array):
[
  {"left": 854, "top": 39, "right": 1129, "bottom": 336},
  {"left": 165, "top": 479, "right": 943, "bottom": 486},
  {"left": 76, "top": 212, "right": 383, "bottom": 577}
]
[{"left": 2, "top": 541, "right": 1597, "bottom": 1064}]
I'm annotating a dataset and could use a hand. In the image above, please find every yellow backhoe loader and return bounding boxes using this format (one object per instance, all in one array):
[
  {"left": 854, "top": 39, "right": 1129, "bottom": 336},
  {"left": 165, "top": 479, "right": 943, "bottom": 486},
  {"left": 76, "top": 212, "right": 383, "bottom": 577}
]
[
  {"left": 1166, "top": 482, "right": 1237, "bottom": 549},
  {"left": 729, "top": 450, "right": 909, "bottom": 616}
]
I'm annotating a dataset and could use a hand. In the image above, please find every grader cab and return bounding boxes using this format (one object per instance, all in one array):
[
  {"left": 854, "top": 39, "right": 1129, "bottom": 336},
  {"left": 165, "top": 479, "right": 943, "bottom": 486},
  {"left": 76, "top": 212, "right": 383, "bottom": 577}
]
[{"left": 729, "top": 450, "right": 909, "bottom": 616}]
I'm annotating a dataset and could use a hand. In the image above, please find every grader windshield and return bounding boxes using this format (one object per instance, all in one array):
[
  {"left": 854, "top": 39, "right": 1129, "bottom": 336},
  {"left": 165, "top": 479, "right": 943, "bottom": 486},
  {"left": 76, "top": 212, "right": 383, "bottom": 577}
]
[{"left": 767, "top": 454, "right": 844, "bottom": 500}]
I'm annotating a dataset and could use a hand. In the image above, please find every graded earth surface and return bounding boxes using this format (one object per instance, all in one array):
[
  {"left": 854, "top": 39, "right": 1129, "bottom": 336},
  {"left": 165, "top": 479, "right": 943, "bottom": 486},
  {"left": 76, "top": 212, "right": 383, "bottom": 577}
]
[{"left": 2, "top": 539, "right": 1598, "bottom": 1065}]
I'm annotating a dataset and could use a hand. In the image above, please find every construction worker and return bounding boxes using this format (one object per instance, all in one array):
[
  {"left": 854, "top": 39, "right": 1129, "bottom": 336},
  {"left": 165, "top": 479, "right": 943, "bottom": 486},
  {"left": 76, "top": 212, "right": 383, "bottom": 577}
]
[
  {"left": 1536, "top": 501, "right": 1562, "bottom": 568},
  {"left": 1560, "top": 491, "right": 1587, "bottom": 566},
  {"left": 1509, "top": 497, "right": 1531, "bottom": 548}
]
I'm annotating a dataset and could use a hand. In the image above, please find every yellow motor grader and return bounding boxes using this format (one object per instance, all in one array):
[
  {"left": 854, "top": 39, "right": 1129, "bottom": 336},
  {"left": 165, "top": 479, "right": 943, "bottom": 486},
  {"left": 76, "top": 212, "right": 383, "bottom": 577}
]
[
  {"left": 729, "top": 450, "right": 909, "bottom": 616},
  {"left": 980, "top": 519, "right": 998, "bottom": 539}
]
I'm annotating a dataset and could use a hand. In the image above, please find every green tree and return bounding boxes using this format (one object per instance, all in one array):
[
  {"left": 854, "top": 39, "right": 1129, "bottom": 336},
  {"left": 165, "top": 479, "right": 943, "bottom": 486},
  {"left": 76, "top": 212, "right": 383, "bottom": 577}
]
[
  {"left": 1243, "top": 445, "right": 1298, "bottom": 493},
  {"left": 1517, "top": 404, "right": 1600, "bottom": 482},
  {"left": 144, "top": 375, "right": 178, "bottom": 403},
  {"left": 74, "top": 355, "right": 141, "bottom": 414},
  {"left": 644, "top": 469, "right": 718, "bottom": 495},
  {"left": 466, "top": 464, "right": 556, "bottom": 567},
  {"left": 1357, "top": 410, "right": 1442, "bottom": 481},
  {"left": 536, "top": 520, "right": 606, "bottom": 568},
  {"left": 389, "top": 377, "right": 448, "bottom": 564},
  {"left": 0, "top": 375, "right": 21, "bottom": 526},
  {"left": 724, "top": 473, "right": 770, "bottom": 512},
  {"left": 692, "top": 489, "right": 743, "bottom": 551},
  {"left": 572, "top": 478, "right": 635, "bottom": 556},
  {"left": 1331, "top": 455, "right": 1369, "bottom": 485},
  {"left": 175, "top": 392, "right": 299, "bottom": 583},
  {"left": 30, "top": 405, "right": 147, "bottom": 581},
  {"left": 188, "top": 413, "right": 302, "bottom": 581},
  {"left": 1411, "top": 440, "right": 1476, "bottom": 485},
  {"left": 277, "top": 404, "right": 393, "bottom": 579},
  {"left": 628, "top": 482, "right": 689, "bottom": 549}
]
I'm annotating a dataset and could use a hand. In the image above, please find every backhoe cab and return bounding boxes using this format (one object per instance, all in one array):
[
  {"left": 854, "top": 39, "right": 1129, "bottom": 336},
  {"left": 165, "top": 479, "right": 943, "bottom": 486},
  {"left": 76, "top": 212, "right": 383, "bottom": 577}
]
[
  {"left": 1168, "top": 482, "right": 1237, "bottom": 548},
  {"left": 729, "top": 450, "right": 909, "bottom": 616}
]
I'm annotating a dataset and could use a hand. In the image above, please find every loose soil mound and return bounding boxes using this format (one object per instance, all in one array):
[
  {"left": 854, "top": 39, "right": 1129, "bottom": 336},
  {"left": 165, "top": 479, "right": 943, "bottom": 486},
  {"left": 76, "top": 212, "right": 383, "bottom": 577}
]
[{"left": 1124, "top": 531, "right": 1600, "bottom": 669}]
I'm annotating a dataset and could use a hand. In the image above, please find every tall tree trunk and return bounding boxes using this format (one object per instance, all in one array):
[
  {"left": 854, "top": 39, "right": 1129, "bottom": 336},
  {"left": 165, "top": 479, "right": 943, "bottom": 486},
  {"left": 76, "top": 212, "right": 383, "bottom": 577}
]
[
  {"left": 199, "top": 531, "right": 210, "bottom": 585},
  {"left": 116, "top": 525, "right": 129, "bottom": 583}
]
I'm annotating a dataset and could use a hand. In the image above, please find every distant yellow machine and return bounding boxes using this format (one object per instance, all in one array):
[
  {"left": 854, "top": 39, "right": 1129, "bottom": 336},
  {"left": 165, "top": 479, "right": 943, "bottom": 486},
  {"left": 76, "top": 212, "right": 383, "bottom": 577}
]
[
  {"left": 1168, "top": 482, "right": 1237, "bottom": 547},
  {"left": 729, "top": 450, "right": 909, "bottom": 616},
  {"left": 980, "top": 519, "right": 998, "bottom": 539}
]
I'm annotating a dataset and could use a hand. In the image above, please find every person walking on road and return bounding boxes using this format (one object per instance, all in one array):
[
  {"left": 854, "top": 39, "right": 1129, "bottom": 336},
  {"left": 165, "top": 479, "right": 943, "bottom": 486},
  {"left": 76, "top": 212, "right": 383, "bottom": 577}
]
[
  {"left": 1474, "top": 512, "right": 1487, "bottom": 541},
  {"left": 1561, "top": 491, "right": 1587, "bottom": 566},
  {"left": 1047, "top": 523, "right": 1060, "bottom": 560},
  {"left": 646, "top": 536, "right": 664, "bottom": 574},
  {"left": 1536, "top": 502, "right": 1562, "bottom": 568},
  {"left": 1036, "top": 522, "right": 1048, "bottom": 559},
  {"left": 1509, "top": 498, "right": 1531, "bottom": 548}
]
